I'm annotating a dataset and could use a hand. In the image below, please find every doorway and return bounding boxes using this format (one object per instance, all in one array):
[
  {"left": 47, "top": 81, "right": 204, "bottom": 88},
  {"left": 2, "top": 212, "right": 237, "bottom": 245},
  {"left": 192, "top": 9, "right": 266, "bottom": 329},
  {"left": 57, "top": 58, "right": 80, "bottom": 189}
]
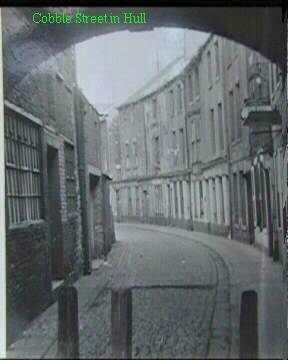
[
  {"left": 245, "top": 173, "right": 255, "bottom": 245},
  {"left": 89, "top": 175, "right": 101, "bottom": 259},
  {"left": 143, "top": 190, "right": 148, "bottom": 222},
  {"left": 47, "top": 145, "right": 63, "bottom": 280}
]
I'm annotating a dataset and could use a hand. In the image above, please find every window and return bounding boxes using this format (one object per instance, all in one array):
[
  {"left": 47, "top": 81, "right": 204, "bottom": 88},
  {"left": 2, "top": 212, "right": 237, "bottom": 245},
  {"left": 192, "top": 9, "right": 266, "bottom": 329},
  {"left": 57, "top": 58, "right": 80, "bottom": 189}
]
[
  {"left": 199, "top": 181, "right": 204, "bottom": 217},
  {"left": 275, "top": 65, "right": 282, "bottom": 85},
  {"left": 207, "top": 50, "right": 212, "bottom": 86},
  {"left": 240, "top": 173, "right": 247, "bottom": 225},
  {"left": 214, "top": 41, "right": 220, "bottom": 78},
  {"left": 193, "top": 181, "right": 197, "bottom": 218},
  {"left": 235, "top": 83, "right": 241, "bottom": 138},
  {"left": 180, "top": 181, "right": 184, "bottom": 217},
  {"left": 218, "top": 103, "right": 224, "bottom": 151},
  {"left": 212, "top": 179, "right": 217, "bottom": 222},
  {"left": 152, "top": 98, "right": 157, "bottom": 119},
  {"left": 172, "top": 131, "right": 177, "bottom": 149},
  {"left": 153, "top": 136, "right": 160, "bottom": 166},
  {"left": 172, "top": 131, "right": 177, "bottom": 166},
  {"left": 260, "top": 167, "right": 267, "bottom": 229},
  {"left": 65, "top": 143, "right": 77, "bottom": 213},
  {"left": 132, "top": 141, "right": 138, "bottom": 167},
  {"left": 167, "top": 184, "right": 172, "bottom": 218},
  {"left": 179, "top": 128, "right": 185, "bottom": 165},
  {"left": 188, "top": 73, "right": 194, "bottom": 102},
  {"left": 219, "top": 177, "right": 225, "bottom": 224},
  {"left": 253, "top": 165, "right": 261, "bottom": 227},
  {"left": 194, "top": 67, "right": 200, "bottom": 97},
  {"left": 229, "top": 90, "right": 235, "bottom": 140},
  {"left": 270, "top": 64, "right": 276, "bottom": 94},
  {"left": 169, "top": 89, "right": 175, "bottom": 117},
  {"left": 177, "top": 84, "right": 182, "bottom": 113},
  {"left": 125, "top": 142, "right": 130, "bottom": 168},
  {"left": 5, "top": 108, "right": 43, "bottom": 225},
  {"left": 233, "top": 173, "right": 239, "bottom": 223},
  {"left": 210, "top": 109, "right": 216, "bottom": 153},
  {"left": 191, "top": 119, "right": 199, "bottom": 164},
  {"left": 174, "top": 182, "right": 178, "bottom": 218},
  {"left": 136, "top": 186, "right": 140, "bottom": 216}
]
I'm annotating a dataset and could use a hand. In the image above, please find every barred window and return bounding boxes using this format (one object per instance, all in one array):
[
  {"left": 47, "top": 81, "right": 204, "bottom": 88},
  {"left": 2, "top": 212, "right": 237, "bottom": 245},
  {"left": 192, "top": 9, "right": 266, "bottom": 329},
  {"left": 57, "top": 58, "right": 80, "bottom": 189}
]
[
  {"left": 65, "top": 143, "right": 77, "bottom": 213},
  {"left": 5, "top": 107, "right": 43, "bottom": 225}
]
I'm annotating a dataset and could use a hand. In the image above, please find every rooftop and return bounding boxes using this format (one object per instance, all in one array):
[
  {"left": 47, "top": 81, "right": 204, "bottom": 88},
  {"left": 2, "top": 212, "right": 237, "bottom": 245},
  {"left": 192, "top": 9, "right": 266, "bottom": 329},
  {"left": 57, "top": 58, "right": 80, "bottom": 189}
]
[{"left": 118, "top": 56, "right": 191, "bottom": 109}]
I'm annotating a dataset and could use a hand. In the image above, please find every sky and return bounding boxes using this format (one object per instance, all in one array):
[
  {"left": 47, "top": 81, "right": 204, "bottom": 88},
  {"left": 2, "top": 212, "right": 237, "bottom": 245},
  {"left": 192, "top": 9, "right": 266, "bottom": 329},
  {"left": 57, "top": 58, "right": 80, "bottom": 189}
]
[{"left": 75, "top": 28, "right": 209, "bottom": 113}]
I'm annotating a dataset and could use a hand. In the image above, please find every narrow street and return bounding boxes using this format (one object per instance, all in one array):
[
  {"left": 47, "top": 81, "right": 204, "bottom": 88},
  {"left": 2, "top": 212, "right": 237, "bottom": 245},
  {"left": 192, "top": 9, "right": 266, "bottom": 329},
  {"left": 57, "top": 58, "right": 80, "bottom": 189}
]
[
  {"left": 111, "top": 223, "right": 231, "bottom": 359},
  {"left": 8, "top": 222, "right": 284, "bottom": 359}
]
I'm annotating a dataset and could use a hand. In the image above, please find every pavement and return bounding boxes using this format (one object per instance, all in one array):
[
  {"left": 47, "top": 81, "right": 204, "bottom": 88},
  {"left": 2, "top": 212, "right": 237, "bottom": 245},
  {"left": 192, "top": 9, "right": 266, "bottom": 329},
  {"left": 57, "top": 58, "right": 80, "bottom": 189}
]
[{"left": 6, "top": 222, "right": 285, "bottom": 359}]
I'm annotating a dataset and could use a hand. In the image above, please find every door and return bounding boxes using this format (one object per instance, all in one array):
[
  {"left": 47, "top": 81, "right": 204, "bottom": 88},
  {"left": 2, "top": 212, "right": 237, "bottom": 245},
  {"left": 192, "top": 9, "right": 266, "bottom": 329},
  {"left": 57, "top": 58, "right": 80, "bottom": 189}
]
[
  {"left": 143, "top": 190, "right": 148, "bottom": 222},
  {"left": 116, "top": 190, "right": 121, "bottom": 221},
  {"left": 245, "top": 172, "right": 255, "bottom": 245},
  {"left": 264, "top": 169, "right": 274, "bottom": 257},
  {"left": 89, "top": 175, "right": 101, "bottom": 259},
  {"left": 47, "top": 146, "right": 63, "bottom": 280},
  {"left": 167, "top": 184, "right": 172, "bottom": 221}
]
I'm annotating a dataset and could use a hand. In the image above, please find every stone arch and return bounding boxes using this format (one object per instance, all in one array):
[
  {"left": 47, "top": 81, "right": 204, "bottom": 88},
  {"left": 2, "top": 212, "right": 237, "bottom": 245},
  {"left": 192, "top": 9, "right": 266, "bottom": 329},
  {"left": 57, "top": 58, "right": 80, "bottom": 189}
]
[{"left": 3, "top": 6, "right": 286, "bottom": 93}]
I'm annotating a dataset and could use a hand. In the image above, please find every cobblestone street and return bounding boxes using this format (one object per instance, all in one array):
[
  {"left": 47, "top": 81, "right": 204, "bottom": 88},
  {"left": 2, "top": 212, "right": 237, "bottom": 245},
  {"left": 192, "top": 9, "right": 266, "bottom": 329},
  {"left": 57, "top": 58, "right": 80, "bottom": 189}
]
[
  {"left": 7, "top": 223, "right": 283, "bottom": 359},
  {"left": 8, "top": 223, "right": 232, "bottom": 359}
]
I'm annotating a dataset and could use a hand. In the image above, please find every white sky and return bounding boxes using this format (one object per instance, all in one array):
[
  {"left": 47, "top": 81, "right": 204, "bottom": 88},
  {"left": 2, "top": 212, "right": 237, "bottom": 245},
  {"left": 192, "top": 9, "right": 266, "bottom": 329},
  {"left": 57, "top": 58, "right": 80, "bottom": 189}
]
[{"left": 75, "top": 28, "right": 209, "bottom": 112}]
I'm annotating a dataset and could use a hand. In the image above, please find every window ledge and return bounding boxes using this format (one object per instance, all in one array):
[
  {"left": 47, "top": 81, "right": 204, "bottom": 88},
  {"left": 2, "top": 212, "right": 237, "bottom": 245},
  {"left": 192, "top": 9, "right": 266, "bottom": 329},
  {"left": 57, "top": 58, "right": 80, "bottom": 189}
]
[{"left": 9, "top": 219, "right": 45, "bottom": 230}]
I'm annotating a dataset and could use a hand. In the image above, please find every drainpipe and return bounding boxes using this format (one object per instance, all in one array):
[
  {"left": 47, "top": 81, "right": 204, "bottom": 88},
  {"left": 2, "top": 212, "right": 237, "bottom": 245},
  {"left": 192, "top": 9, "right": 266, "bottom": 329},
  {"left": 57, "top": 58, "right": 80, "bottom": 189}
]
[
  {"left": 0, "top": 9, "right": 6, "bottom": 356},
  {"left": 221, "top": 40, "right": 234, "bottom": 239},
  {"left": 143, "top": 103, "right": 149, "bottom": 176},
  {"left": 182, "top": 71, "right": 193, "bottom": 227},
  {"left": 98, "top": 118, "right": 108, "bottom": 259}
]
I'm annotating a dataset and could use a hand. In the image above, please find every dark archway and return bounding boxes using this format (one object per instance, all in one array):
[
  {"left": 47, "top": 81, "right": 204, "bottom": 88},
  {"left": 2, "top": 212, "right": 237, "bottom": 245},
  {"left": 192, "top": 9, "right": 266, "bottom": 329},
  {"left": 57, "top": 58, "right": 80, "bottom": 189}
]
[{"left": 3, "top": 7, "right": 286, "bottom": 93}]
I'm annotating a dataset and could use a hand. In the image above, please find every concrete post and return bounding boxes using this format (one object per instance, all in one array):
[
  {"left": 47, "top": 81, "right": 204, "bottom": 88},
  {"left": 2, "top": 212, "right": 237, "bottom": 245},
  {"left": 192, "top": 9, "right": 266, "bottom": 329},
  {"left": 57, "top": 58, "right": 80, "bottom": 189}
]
[
  {"left": 240, "top": 290, "right": 258, "bottom": 359},
  {"left": 57, "top": 286, "right": 79, "bottom": 359},
  {"left": 111, "top": 287, "right": 132, "bottom": 359}
]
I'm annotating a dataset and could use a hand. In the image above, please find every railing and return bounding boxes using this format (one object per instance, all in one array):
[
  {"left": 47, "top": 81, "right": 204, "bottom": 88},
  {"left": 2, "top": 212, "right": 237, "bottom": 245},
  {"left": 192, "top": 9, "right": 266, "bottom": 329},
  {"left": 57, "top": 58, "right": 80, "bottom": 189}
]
[{"left": 245, "top": 62, "right": 271, "bottom": 106}]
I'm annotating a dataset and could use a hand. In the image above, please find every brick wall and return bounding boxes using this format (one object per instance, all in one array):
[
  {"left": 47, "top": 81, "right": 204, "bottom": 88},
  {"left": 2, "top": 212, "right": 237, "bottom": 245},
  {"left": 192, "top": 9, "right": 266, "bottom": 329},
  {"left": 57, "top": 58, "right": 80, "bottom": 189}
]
[
  {"left": 6, "top": 222, "right": 52, "bottom": 343},
  {"left": 4, "top": 42, "right": 83, "bottom": 343}
]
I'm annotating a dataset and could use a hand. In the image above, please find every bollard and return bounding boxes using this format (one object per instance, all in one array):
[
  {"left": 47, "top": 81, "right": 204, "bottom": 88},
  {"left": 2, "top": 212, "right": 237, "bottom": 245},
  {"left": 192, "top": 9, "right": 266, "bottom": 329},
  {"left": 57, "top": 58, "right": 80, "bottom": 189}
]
[
  {"left": 57, "top": 285, "right": 80, "bottom": 359},
  {"left": 240, "top": 290, "right": 258, "bottom": 359},
  {"left": 111, "top": 287, "right": 132, "bottom": 359}
]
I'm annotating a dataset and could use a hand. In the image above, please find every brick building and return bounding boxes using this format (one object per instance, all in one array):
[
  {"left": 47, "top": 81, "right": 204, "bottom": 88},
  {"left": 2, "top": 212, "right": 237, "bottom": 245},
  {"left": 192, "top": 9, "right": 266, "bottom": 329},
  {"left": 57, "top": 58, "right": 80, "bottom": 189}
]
[
  {"left": 74, "top": 89, "right": 115, "bottom": 273},
  {"left": 4, "top": 43, "right": 115, "bottom": 344},
  {"left": 4, "top": 46, "right": 83, "bottom": 343},
  {"left": 109, "top": 33, "right": 284, "bottom": 262},
  {"left": 111, "top": 57, "right": 192, "bottom": 228}
]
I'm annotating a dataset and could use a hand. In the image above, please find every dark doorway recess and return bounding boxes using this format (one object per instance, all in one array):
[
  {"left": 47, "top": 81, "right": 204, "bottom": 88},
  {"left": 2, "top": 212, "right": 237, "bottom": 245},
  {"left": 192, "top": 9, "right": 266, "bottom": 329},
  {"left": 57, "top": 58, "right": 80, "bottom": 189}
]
[{"left": 47, "top": 145, "right": 63, "bottom": 280}]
